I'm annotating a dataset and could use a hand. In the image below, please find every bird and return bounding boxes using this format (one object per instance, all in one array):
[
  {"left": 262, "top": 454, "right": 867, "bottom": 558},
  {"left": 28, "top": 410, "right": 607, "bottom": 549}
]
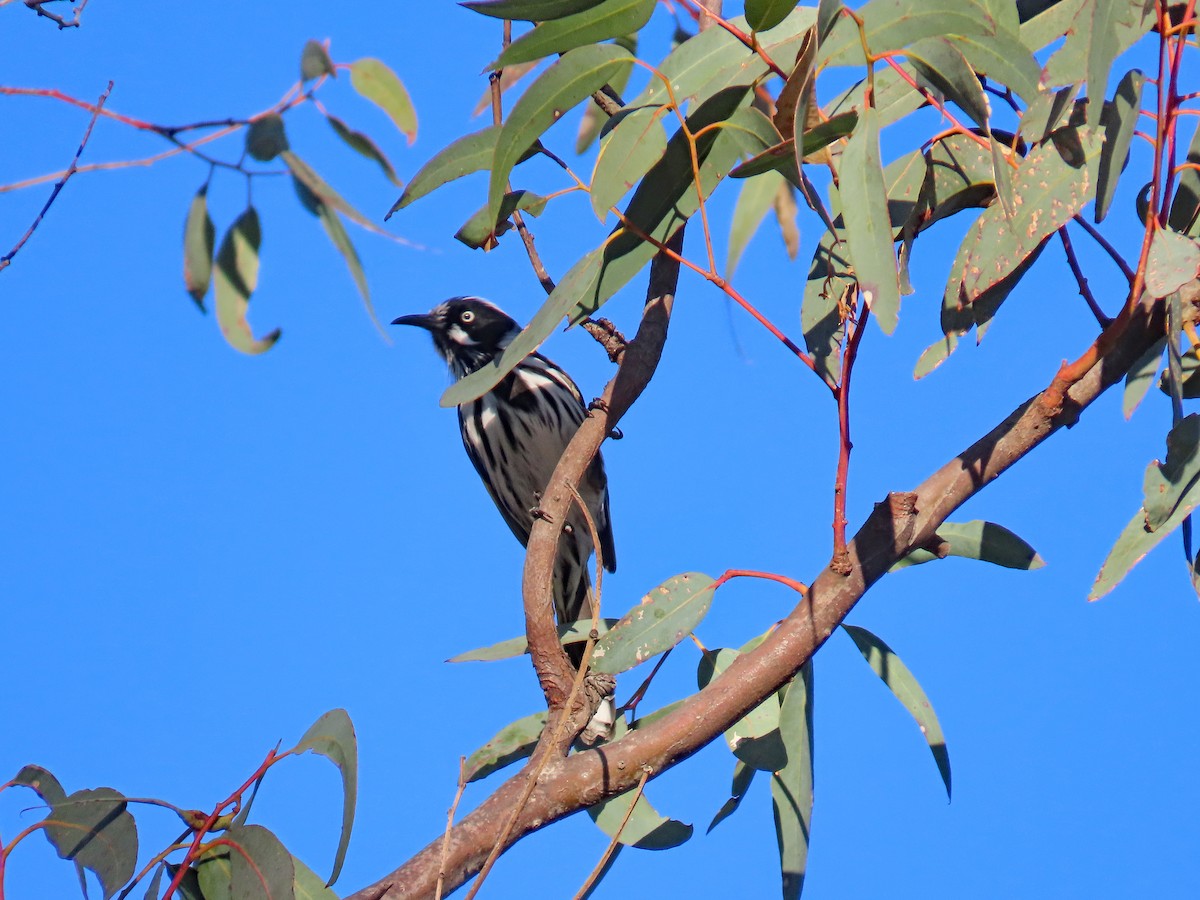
[{"left": 393, "top": 297, "right": 616, "bottom": 738}]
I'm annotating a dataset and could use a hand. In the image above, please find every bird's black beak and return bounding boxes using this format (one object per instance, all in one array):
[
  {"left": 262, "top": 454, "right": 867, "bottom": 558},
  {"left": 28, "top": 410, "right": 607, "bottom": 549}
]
[{"left": 391, "top": 313, "right": 436, "bottom": 331}]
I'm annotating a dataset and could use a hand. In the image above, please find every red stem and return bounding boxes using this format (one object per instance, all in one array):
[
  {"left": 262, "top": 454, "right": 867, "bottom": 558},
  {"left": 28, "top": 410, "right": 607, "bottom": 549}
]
[{"left": 833, "top": 303, "right": 870, "bottom": 566}]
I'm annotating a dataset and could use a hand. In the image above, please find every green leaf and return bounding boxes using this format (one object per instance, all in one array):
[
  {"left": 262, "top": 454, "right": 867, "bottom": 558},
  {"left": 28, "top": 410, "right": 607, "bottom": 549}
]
[
  {"left": 290, "top": 709, "right": 357, "bottom": 886},
  {"left": 1146, "top": 228, "right": 1200, "bottom": 299},
  {"left": 1123, "top": 336, "right": 1166, "bottom": 419},
  {"left": 464, "top": 710, "right": 548, "bottom": 782},
  {"left": 455, "top": 190, "right": 548, "bottom": 249},
  {"left": 729, "top": 112, "right": 858, "bottom": 181},
  {"left": 311, "top": 188, "right": 376, "bottom": 328},
  {"left": 292, "top": 855, "right": 340, "bottom": 900},
  {"left": 891, "top": 520, "right": 1045, "bottom": 570},
  {"left": 913, "top": 334, "right": 959, "bottom": 380},
  {"left": 820, "top": 0, "right": 992, "bottom": 68},
  {"left": 447, "top": 618, "right": 618, "bottom": 662},
  {"left": 142, "top": 864, "right": 166, "bottom": 900},
  {"left": 707, "top": 761, "right": 757, "bottom": 833},
  {"left": 281, "top": 150, "right": 382, "bottom": 237},
  {"left": 183, "top": 185, "right": 215, "bottom": 310},
  {"left": 325, "top": 114, "right": 401, "bottom": 186},
  {"left": 727, "top": 169, "right": 788, "bottom": 278},
  {"left": 218, "top": 825, "right": 295, "bottom": 900},
  {"left": 1041, "top": 0, "right": 1155, "bottom": 90},
  {"left": 587, "top": 720, "right": 693, "bottom": 849},
  {"left": 245, "top": 114, "right": 289, "bottom": 162},
  {"left": 43, "top": 788, "right": 138, "bottom": 900},
  {"left": 214, "top": 207, "right": 280, "bottom": 355},
  {"left": 491, "top": 0, "right": 654, "bottom": 68},
  {"left": 389, "top": 125, "right": 503, "bottom": 215},
  {"left": 490, "top": 43, "right": 631, "bottom": 225},
  {"left": 697, "top": 644, "right": 786, "bottom": 771},
  {"left": 1143, "top": 414, "right": 1200, "bottom": 532},
  {"left": 590, "top": 105, "right": 670, "bottom": 220},
  {"left": 13, "top": 764, "right": 68, "bottom": 805},
  {"left": 839, "top": 108, "right": 901, "bottom": 333},
  {"left": 463, "top": 0, "right": 606, "bottom": 19},
  {"left": 772, "top": 661, "right": 814, "bottom": 900},
  {"left": 951, "top": 30, "right": 1041, "bottom": 103},
  {"left": 300, "top": 40, "right": 335, "bottom": 82},
  {"left": 1170, "top": 120, "right": 1200, "bottom": 236},
  {"left": 907, "top": 36, "right": 990, "bottom": 130},
  {"left": 802, "top": 226, "right": 851, "bottom": 384},
  {"left": 1091, "top": 488, "right": 1197, "bottom": 600},
  {"left": 1084, "top": 0, "right": 1123, "bottom": 125},
  {"left": 842, "top": 625, "right": 951, "bottom": 800},
  {"left": 575, "top": 34, "right": 637, "bottom": 153},
  {"left": 167, "top": 862, "right": 208, "bottom": 900},
  {"left": 349, "top": 58, "right": 417, "bottom": 143},
  {"left": 951, "top": 127, "right": 1103, "bottom": 307},
  {"left": 746, "top": 0, "right": 797, "bottom": 32},
  {"left": 1095, "top": 69, "right": 1144, "bottom": 223},
  {"left": 591, "top": 572, "right": 717, "bottom": 675}
]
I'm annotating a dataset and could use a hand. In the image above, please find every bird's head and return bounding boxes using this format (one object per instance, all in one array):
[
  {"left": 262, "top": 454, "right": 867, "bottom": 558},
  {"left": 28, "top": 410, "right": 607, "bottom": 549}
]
[{"left": 392, "top": 296, "right": 519, "bottom": 378}]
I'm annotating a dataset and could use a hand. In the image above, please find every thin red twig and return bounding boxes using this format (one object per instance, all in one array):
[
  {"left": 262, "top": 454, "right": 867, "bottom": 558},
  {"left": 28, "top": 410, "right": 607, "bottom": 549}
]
[{"left": 832, "top": 303, "right": 869, "bottom": 570}]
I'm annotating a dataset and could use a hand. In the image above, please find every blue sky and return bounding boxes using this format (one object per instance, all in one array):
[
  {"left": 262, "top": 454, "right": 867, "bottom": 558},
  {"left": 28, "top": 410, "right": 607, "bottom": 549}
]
[{"left": 2, "top": 2, "right": 1199, "bottom": 898}]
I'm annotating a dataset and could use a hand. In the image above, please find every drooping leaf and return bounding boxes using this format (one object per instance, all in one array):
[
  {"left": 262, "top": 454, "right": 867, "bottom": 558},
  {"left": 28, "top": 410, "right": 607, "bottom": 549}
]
[
  {"left": 300, "top": 40, "right": 335, "bottom": 82},
  {"left": 1083, "top": 0, "right": 1123, "bottom": 124},
  {"left": 697, "top": 643, "right": 786, "bottom": 771},
  {"left": 707, "top": 761, "right": 757, "bottom": 833},
  {"left": 1091, "top": 490, "right": 1197, "bottom": 600},
  {"left": 490, "top": 0, "right": 655, "bottom": 68},
  {"left": 591, "top": 573, "right": 717, "bottom": 675},
  {"left": 183, "top": 186, "right": 215, "bottom": 310},
  {"left": 389, "top": 125, "right": 503, "bottom": 214},
  {"left": 489, "top": 43, "right": 632, "bottom": 225},
  {"left": 575, "top": 34, "right": 638, "bottom": 153},
  {"left": 292, "top": 176, "right": 375, "bottom": 328},
  {"left": 913, "top": 334, "right": 959, "bottom": 379},
  {"left": 842, "top": 625, "right": 951, "bottom": 799},
  {"left": 43, "top": 788, "right": 138, "bottom": 900},
  {"left": 1143, "top": 414, "right": 1200, "bottom": 532},
  {"left": 802, "top": 226, "right": 851, "bottom": 384},
  {"left": 292, "top": 855, "right": 340, "bottom": 900},
  {"left": 1169, "top": 122, "right": 1200, "bottom": 236},
  {"left": 350, "top": 58, "right": 417, "bottom": 143},
  {"left": 325, "top": 114, "right": 401, "bottom": 185},
  {"left": 771, "top": 661, "right": 814, "bottom": 900},
  {"left": 774, "top": 178, "right": 801, "bottom": 260},
  {"left": 290, "top": 709, "right": 357, "bottom": 886},
  {"left": 463, "top": 0, "right": 607, "bottom": 20},
  {"left": 951, "top": 29, "right": 1041, "bottom": 103},
  {"left": 1124, "top": 336, "right": 1166, "bottom": 419},
  {"left": 455, "top": 190, "right": 548, "bottom": 249},
  {"left": 447, "top": 618, "right": 618, "bottom": 662},
  {"left": 891, "top": 520, "right": 1045, "bottom": 570},
  {"left": 464, "top": 710, "right": 548, "bottom": 782},
  {"left": 245, "top": 114, "right": 290, "bottom": 162},
  {"left": 281, "top": 151, "right": 380, "bottom": 238},
  {"left": 214, "top": 207, "right": 280, "bottom": 355},
  {"left": 746, "top": 0, "right": 798, "bottom": 32},
  {"left": 590, "top": 104, "right": 670, "bottom": 219},
  {"left": 142, "top": 864, "right": 166, "bottom": 900},
  {"left": 1095, "top": 69, "right": 1145, "bottom": 223},
  {"left": 839, "top": 108, "right": 901, "bottom": 333},
  {"left": 1145, "top": 228, "right": 1200, "bottom": 299},
  {"left": 727, "top": 169, "right": 788, "bottom": 278},
  {"left": 907, "top": 35, "right": 990, "bottom": 130}
]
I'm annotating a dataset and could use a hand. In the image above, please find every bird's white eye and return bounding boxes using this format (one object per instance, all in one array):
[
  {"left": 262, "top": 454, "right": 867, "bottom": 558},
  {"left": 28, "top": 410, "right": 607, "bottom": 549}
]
[{"left": 460, "top": 310, "right": 475, "bottom": 323}]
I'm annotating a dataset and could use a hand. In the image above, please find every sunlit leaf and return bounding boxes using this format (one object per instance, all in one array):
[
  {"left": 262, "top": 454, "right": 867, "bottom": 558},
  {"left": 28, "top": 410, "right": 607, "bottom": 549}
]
[
  {"left": 591, "top": 573, "right": 717, "bottom": 675},
  {"left": 591, "top": 105, "right": 670, "bottom": 220},
  {"left": 490, "top": 0, "right": 654, "bottom": 68},
  {"left": 1146, "top": 228, "right": 1200, "bottom": 299},
  {"left": 1091, "top": 491, "right": 1196, "bottom": 600},
  {"left": 43, "top": 788, "right": 137, "bottom": 900},
  {"left": 325, "top": 114, "right": 401, "bottom": 185},
  {"left": 840, "top": 108, "right": 901, "bottom": 333},
  {"left": 300, "top": 40, "right": 335, "bottom": 82},
  {"left": 891, "top": 520, "right": 1045, "bottom": 570},
  {"left": 290, "top": 709, "right": 357, "bottom": 886},
  {"left": 820, "top": 0, "right": 992, "bottom": 68},
  {"left": 292, "top": 855, "right": 340, "bottom": 900},
  {"left": 842, "top": 625, "right": 951, "bottom": 799},
  {"left": 455, "top": 190, "right": 548, "bottom": 249},
  {"left": 245, "top": 114, "right": 289, "bottom": 162},
  {"left": 575, "top": 34, "right": 637, "bottom": 153},
  {"left": 951, "top": 29, "right": 1041, "bottom": 103},
  {"left": 907, "top": 35, "right": 989, "bottom": 130},
  {"left": 913, "top": 333, "right": 959, "bottom": 379},
  {"left": 463, "top": 0, "right": 606, "bottom": 19},
  {"left": 489, "top": 43, "right": 632, "bottom": 225},
  {"left": 390, "top": 125, "right": 503, "bottom": 214},
  {"left": 464, "top": 710, "right": 548, "bottom": 783},
  {"left": 214, "top": 207, "right": 279, "bottom": 355},
  {"left": 772, "top": 662, "right": 814, "bottom": 900},
  {"left": 350, "top": 58, "right": 417, "bottom": 143},
  {"left": 1096, "top": 68, "right": 1145, "bottom": 223},
  {"left": 183, "top": 185, "right": 215, "bottom": 310},
  {"left": 448, "top": 618, "right": 618, "bottom": 662}
]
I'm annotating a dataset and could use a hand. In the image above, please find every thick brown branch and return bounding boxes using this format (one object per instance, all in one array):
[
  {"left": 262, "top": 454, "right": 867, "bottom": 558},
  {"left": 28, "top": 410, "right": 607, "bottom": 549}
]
[{"left": 345, "top": 293, "right": 1166, "bottom": 900}]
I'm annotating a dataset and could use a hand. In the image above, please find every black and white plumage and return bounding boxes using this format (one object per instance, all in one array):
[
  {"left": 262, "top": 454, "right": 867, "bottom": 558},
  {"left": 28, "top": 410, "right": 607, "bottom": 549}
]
[{"left": 393, "top": 296, "right": 616, "bottom": 638}]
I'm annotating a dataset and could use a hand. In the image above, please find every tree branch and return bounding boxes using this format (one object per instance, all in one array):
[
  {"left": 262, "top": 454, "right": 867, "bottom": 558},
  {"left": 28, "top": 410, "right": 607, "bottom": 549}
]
[{"left": 344, "top": 290, "right": 1166, "bottom": 900}]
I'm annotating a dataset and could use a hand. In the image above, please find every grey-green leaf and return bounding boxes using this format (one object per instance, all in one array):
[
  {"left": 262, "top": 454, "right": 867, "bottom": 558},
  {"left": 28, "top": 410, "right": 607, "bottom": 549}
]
[
  {"left": 746, "top": 0, "right": 798, "bottom": 32},
  {"left": 222, "top": 825, "right": 295, "bottom": 900},
  {"left": 1091, "top": 491, "right": 1197, "bottom": 600},
  {"left": 463, "top": 0, "right": 606, "bottom": 20},
  {"left": 455, "top": 190, "right": 548, "bottom": 249},
  {"left": 447, "top": 618, "right": 618, "bottom": 662},
  {"left": 292, "top": 855, "right": 340, "bottom": 900},
  {"left": 1096, "top": 69, "right": 1145, "bottom": 223},
  {"left": 591, "top": 572, "right": 717, "bottom": 675},
  {"left": 590, "top": 104, "right": 670, "bottom": 219},
  {"left": 245, "top": 114, "right": 289, "bottom": 162},
  {"left": 1143, "top": 414, "right": 1200, "bottom": 532},
  {"left": 489, "top": 43, "right": 631, "bottom": 225},
  {"left": 890, "top": 520, "right": 1045, "bottom": 570},
  {"left": 300, "top": 40, "right": 335, "bottom": 82},
  {"left": 772, "top": 661, "right": 814, "bottom": 900},
  {"left": 839, "top": 108, "right": 900, "bottom": 333},
  {"left": 727, "top": 169, "right": 788, "bottom": 278},
  {"left": 43, "top": 788, "right": 138, "bottom": 900},
  {"left": 214, "top": 207, "right": 280, "bottom": 355},
  {"left": 842, "top": 625, "right": 951, "bottom": 800},
  {"left": 290, "top": 709, "right": 357, "bottom": 886},
  {"left": 349, "top": 58, "right": 417, "bottom": 143},
  {"left": 465, "top": 710, "right": 548, "bottom": 783},
  {"left": 697, "top": 644, "right": 786, "bottom": 771},
  {"left": 389, "top": 125, "right": 502, "bottom": 215},
  {"left": 707, "top": 761, "right": 757, "bottom": 833},
  {"left": 326, "top": 114, "right": 401, "bottom": 186},
  {"left": 1145, "top": 228, "right": 1200, "bottom": 299},
  {"left": 183, "top": 186, "right": 215, "bottom": 309},
  {"left": 907, "top": 35, "right": 990, "bottom": 130},
  {"left": 1124, "top": 336, "right": 1166, "bottom": 419},
  {"left": 490, "top": 0, "right": 654, "bottom": 68}
]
